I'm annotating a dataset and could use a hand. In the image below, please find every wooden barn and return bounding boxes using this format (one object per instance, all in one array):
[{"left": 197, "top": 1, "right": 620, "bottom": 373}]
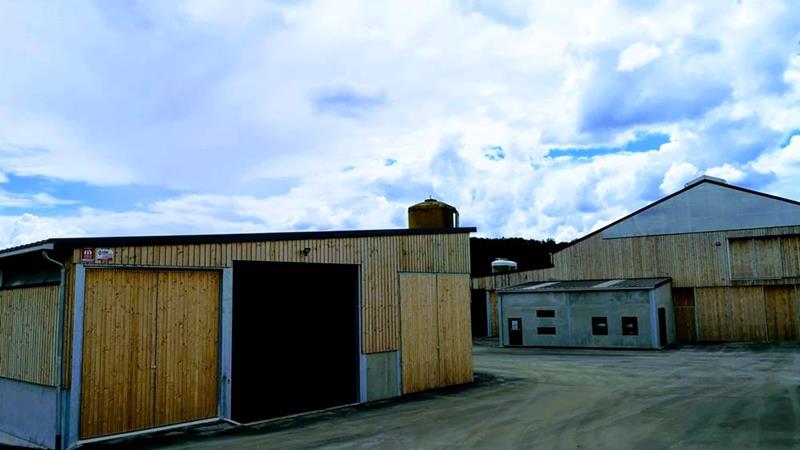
[
  {"left": 0, "top": 226, "right": 474, "bottom": 449},
  {"left": 473, "top": 176, "right": 800, "bottom": 344}
]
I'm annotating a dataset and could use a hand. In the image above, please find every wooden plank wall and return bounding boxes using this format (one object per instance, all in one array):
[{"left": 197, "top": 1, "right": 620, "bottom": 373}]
[
  {"left": 672, "top": 288, "right": 697, "bottom": 342},
  {"left": 400, "top": 273, "right": 473, "bottom": 394},
  {"left": 764, "top": 286, "right": 799, "bottom": 340},
  {"left": 80, "top": 269, "right": 157, "bottom": 438},
  {"left": 154, "top": 271, "right": 219, "bottom": 427},
  {"left": 70, "top": 233, "right": 471, "bottom": 357},
  {"left": 489, "top": 291, "right": 499, "bottom": 337},
  {"left": 471, "top": 267, "right": 556, "bottom": 290},
  {"left": 693, "top": 286, "right": 798, "bottom": 342},
  {"left": 436, "top": 274, "right": 473, "bottom": 387},
  {"left": 550, "top": 226, "right": 800, "bottom": 287},
  {"left": 80, "top": 269, "right": 220, "bottom": 439},
  {"left": 0, "top": 285, "right": 59, "bottom": 386},
  {"left": 399, "top": 274, "right": 440, "bottom": 394},
  {"left": 696, "top": 288, "right": 730, "bottom": 341}
]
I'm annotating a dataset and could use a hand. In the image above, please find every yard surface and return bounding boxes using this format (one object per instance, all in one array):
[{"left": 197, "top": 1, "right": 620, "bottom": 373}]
[{"left": 96, "top": 339, "right": 800, "bottom": 449}]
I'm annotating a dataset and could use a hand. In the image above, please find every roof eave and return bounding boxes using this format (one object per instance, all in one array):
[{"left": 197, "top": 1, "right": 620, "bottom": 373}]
[{"left": 0, "top": 243, "right": 55, "bottom": 259}]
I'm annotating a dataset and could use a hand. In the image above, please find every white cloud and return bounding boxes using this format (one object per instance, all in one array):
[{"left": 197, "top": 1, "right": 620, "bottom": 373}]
[
  {"left": 706, "top": 163, "right": 746, "bottom": 183},
  {"left": 0, "top": 0, "right": 799, "bottom": 245},
  {"left": 617, "top": 42, "right": 663, "bottom": 72},
  {"left": 660, "top": 162, "right": 699, "bottom": 194}
]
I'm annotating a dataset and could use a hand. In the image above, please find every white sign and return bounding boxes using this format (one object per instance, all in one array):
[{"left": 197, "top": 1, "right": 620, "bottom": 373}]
[{"left": 96, "top": 248, "right": 114, "bottom": 261}]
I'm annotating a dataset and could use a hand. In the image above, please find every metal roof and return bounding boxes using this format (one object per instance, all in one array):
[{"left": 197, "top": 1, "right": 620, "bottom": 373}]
[
  {"left": 500, "top": 277, "right": 671, "bottom": 293},
  {"left": 0, "top": 227, "right": 477, "bottom": 259}
]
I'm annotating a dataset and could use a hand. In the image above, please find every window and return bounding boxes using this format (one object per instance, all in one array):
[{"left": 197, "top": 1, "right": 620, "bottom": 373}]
[
  {"left": 536, "top": 309, "right": 555, "bottom": 318},
  {"left": 592, "top": 317, "right": 608, "bottom": 335},
  {"left": 622, "top": 316, "right": 638, "bottom": 336},
  {"left": 537, "top": 327, "right": 556, "bottom": 335}
]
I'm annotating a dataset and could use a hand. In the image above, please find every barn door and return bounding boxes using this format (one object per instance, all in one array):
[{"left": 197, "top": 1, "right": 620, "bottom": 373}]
[
  {"left": 399, "top": 273, "right": 472, "bottom": 394},
  {"left": 80, "top": 269, "right": 219, "bottom": 439},
  {"left": 80, "top": 270, "right": 157, "bottom": 438}
]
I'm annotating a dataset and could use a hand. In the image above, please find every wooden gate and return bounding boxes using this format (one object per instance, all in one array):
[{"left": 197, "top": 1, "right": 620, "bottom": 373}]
[
  {"left": 80, "top": 269, "right": 219, "bottom": 439},
  {"left": 399, "top": 273, "right": 472, "bottom": 394}
]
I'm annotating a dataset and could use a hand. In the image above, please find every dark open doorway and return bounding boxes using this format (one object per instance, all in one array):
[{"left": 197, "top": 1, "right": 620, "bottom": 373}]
[
  {"left": 231, "top": 261, "right": 359, "bottom": 423},
  {"left": 658, "top": 307, "right": 668, "bottom": 348},
  {"left": 471, "top": 289, "right": 488, "bottom": 337}
]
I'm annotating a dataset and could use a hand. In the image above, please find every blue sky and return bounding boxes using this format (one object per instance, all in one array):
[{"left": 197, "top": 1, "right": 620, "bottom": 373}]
[{"left": 0, "top": 0, "right": 799, "bottom": 246}]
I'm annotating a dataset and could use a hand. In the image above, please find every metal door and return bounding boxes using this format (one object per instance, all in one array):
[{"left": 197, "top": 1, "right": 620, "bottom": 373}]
[{"left": 508, "top": 318, "right": 523, "bottom": 346}]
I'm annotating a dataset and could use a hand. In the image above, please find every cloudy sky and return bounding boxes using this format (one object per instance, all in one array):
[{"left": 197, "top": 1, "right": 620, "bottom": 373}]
[{"left": 1, "top": 0, "right": 799, "bottom": 247}]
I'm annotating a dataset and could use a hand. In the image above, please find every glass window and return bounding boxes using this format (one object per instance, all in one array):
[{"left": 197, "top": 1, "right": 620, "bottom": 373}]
[
  {"left": 537, "top": 326, "right": 556, "bottom": 335},
  {"left": 536, "top": 309, "right": 555, "bottom": 318}
]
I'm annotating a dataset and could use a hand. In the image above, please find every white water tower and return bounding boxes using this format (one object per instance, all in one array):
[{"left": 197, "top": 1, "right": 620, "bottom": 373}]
[{"left": 491, "top": 258, "right": 518, "bottom": 274}]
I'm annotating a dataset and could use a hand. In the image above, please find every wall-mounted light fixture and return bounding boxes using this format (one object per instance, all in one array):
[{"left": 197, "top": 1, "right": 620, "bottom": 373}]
[{"left": 302, "top": 247, "right": 311, "bottom": 256}]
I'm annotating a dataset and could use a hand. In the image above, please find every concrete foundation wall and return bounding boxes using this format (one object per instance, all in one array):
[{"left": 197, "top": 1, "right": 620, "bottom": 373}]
[
  {"left": 364, "top": 351, "right": 399, "bottom": 401},
  {"left": 0, "top": 377, "right": 57, "bottom": 448},
  {"left": 501, "top": 286, "right": 672, "bottom": 349}
]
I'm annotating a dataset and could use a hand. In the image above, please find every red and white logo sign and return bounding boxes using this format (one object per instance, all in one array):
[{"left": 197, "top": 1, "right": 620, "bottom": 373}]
[{"left": 81, "top": 248, "right": 94, "bottom": 262}]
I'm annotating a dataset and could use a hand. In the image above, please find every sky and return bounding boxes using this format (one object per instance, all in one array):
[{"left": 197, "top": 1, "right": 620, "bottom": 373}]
[{"left": 0, "top": 0, "right": 799, "bottom": 247}]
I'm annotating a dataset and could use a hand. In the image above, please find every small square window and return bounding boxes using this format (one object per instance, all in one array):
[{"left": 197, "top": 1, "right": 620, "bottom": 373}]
[
  {"left": 592, "top": 317, "right": 608, "bottom": 335},
  {"left": 536, "top": 309, "right": 556, "bottom": 318},
  {"left": 622, "top": 316, "right": 638, "bottom": 336},
  {"left": 537, "top": 327, "right": 556, "bottom": 335}
]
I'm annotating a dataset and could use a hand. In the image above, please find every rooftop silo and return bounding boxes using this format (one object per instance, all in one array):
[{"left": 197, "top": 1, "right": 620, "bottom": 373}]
[{"left": 408, "top": 198, "right": 459, "bottom": 229}]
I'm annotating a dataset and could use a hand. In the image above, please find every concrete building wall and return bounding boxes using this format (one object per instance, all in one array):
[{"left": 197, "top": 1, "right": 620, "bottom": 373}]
[
  {"left": 569, "top": 290, "right": 654, "bottom": 348},
  {"left": 363, "top": 351, "right": 400, "bottom": 401},
  {"left": 501, "top": 292, "right": 570, "bottom": 346},
  {"left": 501, "top": 288, "right": 668, "bottom": 349},
  {"left": 0, "top": 377, "right": 57, "bottom": 448},
  {"left": 654, "top": 283, "right": 677, "bottom": 346}
]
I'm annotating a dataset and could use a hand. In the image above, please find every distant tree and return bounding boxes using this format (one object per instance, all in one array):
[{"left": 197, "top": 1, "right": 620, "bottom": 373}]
[{"left": 470, "top": 237, "right": 572, "bottom": 278}]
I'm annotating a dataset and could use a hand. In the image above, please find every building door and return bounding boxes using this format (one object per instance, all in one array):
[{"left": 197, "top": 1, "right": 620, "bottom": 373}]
[
  {"left": 80, "top": 269, "right": 219, "bottom": 439},
  {"left": 400, "top": 273, "right": 473, "bottom": 394},
  {"left": 231, "top": 261, "right": 359, "bottom": 423},
  {"left": 658, "top": 307, "right": 668, "bottom": 347},
  {"left": 508, "top": 318, "right": 523, "bottom": 346}
]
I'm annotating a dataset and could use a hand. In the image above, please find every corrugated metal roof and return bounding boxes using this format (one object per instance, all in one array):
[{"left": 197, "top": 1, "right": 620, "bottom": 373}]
[{"left": 501, "top": 277, "right": 670, "bottom": 293}]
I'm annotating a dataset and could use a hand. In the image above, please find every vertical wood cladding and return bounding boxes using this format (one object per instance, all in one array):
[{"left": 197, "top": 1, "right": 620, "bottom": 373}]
[
  {"left": 671, "top": 288, "right": 697, "bottom": 342},
  {"left": 400, "top": 273, "right": 473, "bottom": 394},
  {"left": 80, "top": 270, "right": 157, "bottom": 438},
  {"left": 70, "top": 232, "right": 471, "bottom": 355},
  {"left": 80, "top": 269, "right": 219, "bottom": 439},
  {"left": 0, "top": 285, "right": 59, "bottom": 385},
  {"left": 764, "top": 286, "right": 799, "bottom": 340},
  {"left": 550, "top": 226, "right": 800, "bottom": 287}
]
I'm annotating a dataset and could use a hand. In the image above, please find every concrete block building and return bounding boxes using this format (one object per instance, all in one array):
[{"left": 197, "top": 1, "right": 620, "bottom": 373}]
[
  {"left": 498, "top": 278, "right": 674, "bottom": 349},
  {"left": 0, "top": 226, "right": 475, "bottom": 449}
]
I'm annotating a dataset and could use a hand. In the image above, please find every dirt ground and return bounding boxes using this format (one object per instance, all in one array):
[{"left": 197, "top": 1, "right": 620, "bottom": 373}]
[{"left": 94, "top": 339, "right": 800, "bottom": 449}]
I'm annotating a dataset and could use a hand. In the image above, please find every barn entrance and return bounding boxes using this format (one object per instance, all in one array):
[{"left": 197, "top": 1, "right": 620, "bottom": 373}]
[
  {"left": 231, "top": 261, "right": 359, "bottom": 423},
  {"left": 80, "top": 269, "right": 220, "bottom": 439}
]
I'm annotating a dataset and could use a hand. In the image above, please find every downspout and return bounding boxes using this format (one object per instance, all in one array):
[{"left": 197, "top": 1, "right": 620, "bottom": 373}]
[{"left": 43, "top": 251, "right": 66, "bottom": 450}]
